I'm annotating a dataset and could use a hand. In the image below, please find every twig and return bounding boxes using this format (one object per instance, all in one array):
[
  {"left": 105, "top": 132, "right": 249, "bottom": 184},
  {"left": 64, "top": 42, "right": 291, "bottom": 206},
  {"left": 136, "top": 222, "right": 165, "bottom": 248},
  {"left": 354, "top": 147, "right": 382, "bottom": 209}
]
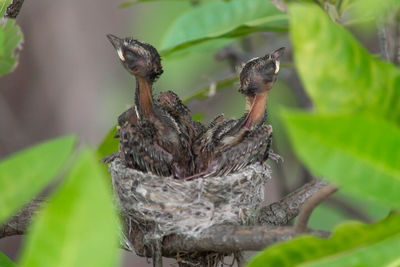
[
  {"left": 215, "top": 45, "right": 247, "bottom": 73},
  {"left": 182, "top": 62, "right": 292, "bottom": 105},
  {"left": 257, "top": 179, "right": 327, "bottom": 225},
  {"left": 0, "top": 199, "right": 43, "bottom": 238},
  {"left": 153, "top": 240, "right": 163, "bottom": 267},
  {"left": 377, "top": 17, "right": 391, "bottom": 62},
  {"left": 234, "top": 252, "right": 244, "bottom": 267},
  {"left": 325, "top": 197, "right": 372, "bottom": 223},
  {"left": 4, "top": 0, "right": 25, "bottom": 18},
  {"left": 270, "top": 0, "right": 287, "bottom": 12},
  {"left": 395, "top": 9, "right": 400, "bottom": 67},
  {"left": 294, "top": 184, "right": 338, "bottom": 234},
  {"left": 288, "top": 70, "right": 313, "bottom": 109},
  {"left": 181, "top": 75, "right": 237, "bottom": 105}
]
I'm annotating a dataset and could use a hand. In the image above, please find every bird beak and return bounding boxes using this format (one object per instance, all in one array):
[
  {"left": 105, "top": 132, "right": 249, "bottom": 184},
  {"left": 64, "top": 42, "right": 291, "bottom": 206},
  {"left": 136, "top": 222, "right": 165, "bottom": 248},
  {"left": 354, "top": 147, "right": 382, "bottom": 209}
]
[
  {"left": 272, "top": 47, "right": 285, "bottom": 74},
  {"left": 272, "top": 47, "right": 285, "bottom": 60},
  {"left": 107, "top": 34, "right": 125, "bottom": 61},
  {"left": 107, "top": 34, "right": 123, "bottom": 49}
]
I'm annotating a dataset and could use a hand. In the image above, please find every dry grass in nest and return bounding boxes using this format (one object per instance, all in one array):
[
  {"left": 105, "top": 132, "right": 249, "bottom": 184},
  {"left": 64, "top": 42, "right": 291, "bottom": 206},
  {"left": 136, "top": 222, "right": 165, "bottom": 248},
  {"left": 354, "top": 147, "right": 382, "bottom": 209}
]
[{"left": 109, "top": 158, "right": 271, "bottom": 241}]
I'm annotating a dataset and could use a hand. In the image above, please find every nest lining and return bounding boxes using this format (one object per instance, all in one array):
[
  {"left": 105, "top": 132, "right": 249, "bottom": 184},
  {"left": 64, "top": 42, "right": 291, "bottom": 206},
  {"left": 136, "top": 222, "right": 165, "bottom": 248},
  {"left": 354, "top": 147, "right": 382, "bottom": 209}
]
[{"left": 109, "top": 158, "right": 271, "bottom": 240}]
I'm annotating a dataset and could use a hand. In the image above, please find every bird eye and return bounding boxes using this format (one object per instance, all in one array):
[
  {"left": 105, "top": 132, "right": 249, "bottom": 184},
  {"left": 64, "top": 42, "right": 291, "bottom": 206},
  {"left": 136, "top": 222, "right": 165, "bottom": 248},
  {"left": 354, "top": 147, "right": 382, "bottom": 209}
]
[{"left": 124, "top": 50, "right": 135, "bottom": 61}]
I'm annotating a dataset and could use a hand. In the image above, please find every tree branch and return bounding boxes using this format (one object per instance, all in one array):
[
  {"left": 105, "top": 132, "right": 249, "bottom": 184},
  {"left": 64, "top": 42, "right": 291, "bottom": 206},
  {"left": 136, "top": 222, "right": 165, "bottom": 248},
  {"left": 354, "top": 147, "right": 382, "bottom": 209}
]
[
  {"left": 182, "top": 63, "right": 292, "bottom": 105},
  {"left": 257, "top": 179, "right": 328, "bottom": 225},
  {"left": 4, "top": 0, "right": 25, "bottom": 19},
  {"left": 294, "top": 184, "right": 338, "bottom": 234},
  {"left": 325, "top": 196, "right": 372, "bottom": 223},
  {"left": 0, "top": 185, "right": 330, "bottom": 257},
  {"left": 0, "top": 199, "right": 43, "bottom": 238},
  {"left": 0, "top": 180, "right": 334, "bottom": 265},
  {"left": 162, "top": 225, "right": 329, "bottom": 256},
  {"left": 182, "top": 75, "right": 237, "bottom": 105},
  {"left": 125, "top": 221, "right": 329, "bottom": 258},
  {"left": 395, "top": 9, "right": 400, "bottom": 67}
]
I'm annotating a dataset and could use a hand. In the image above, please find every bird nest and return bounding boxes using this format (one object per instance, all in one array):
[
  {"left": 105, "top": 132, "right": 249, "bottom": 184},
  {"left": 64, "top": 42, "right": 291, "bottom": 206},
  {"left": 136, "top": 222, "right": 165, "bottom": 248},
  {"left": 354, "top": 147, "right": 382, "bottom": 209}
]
[{"left": 108, "top": 158, "right": 271, "bottom": 241}]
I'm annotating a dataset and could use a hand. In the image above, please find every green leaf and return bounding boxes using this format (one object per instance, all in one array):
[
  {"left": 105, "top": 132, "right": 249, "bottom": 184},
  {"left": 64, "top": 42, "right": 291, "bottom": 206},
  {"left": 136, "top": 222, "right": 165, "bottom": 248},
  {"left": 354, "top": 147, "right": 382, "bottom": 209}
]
[
  {"left": 305, "top": 234, "right": 400, "bottom": 267},
  {"left": 19, "top": 149, "right": 120, "bottom": 267},
  {"left": 0, "top": 135, "right": 76, "bottom": 225},
  {"left": 0, "top": 19, "right": 23, "bottom": 76},
  {"left": 282, "top": 111, "right": 400, "bottom": 209},
  {"left": 161, "top": 0, "right": 288, "bottom": 57},
  {"left": 346, "top": 0, "right": 400, "bottom": 22},
  {"left": 289, "top": 3, "right": 400, "bottom": 124},
  {"left": 0, "top": 252, "right": 17, "bottom": 267},
  {"left": 248, "top": 214, "right": 400, "bottom": 267},
  {"left": 97, "top": 126, "right": 119, "bottom": 160},
  {"left": 192, "top": 112, "right": 205, "bottom": 122}
]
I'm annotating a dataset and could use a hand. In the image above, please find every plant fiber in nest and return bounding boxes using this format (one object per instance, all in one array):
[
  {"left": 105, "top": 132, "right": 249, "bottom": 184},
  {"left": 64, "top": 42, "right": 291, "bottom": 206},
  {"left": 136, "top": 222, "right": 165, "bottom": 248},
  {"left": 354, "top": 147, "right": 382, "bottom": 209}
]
[{"left": 109, "top": 157, "right": 271, "bottom": 241}]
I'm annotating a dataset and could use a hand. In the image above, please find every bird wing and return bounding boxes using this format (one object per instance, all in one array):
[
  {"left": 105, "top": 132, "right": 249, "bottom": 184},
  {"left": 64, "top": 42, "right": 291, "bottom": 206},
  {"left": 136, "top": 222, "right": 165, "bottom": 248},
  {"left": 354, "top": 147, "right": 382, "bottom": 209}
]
[
  {"left": 205, "top": 124, "right": 273, "bottom": 177},
  {"left": 119, "top": 124, "right": 174, "bottom": 177},
  {"left": 156, "top": 91, "right": 206, "bottom": 138}
]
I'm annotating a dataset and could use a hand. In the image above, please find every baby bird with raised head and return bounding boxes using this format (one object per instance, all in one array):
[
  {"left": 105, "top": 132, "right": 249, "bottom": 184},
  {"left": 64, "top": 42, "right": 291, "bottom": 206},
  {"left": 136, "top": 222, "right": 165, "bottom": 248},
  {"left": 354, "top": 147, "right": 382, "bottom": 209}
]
[
  {"left": 191, "top": 47, "right": 285, "bottom": 179},
  {"left": 107, "top": 34, "right": 200, "bottom": 178}
]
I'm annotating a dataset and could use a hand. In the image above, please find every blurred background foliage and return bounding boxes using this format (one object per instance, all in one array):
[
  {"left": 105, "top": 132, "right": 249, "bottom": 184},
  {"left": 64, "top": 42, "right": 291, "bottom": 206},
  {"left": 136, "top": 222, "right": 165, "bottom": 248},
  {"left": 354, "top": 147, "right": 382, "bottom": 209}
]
[{"left": 1, "top": 0, "right": 400, "bottom": 266}]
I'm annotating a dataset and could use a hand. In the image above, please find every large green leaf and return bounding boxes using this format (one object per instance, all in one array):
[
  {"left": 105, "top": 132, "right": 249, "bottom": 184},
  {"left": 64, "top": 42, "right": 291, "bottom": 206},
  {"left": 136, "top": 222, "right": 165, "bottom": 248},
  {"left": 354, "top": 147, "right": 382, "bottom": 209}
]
[
  {"left": 0, "top": 18, "right": 23, "bottom": 76},
  {"left": 282, "top": 111, "right": 400, "bottom": 209},
  {"left": 0, "top": 252, "right": 17, "bottom": 267},
  {"left": 305, "top": 234, "right": 400, "bottom": 267},
  {"left": 0, "top": 135, "right": 76, "bottom": 225},
  {"left": 248, "top": 214, "right": 400, "bottom": 267},
  {"left": 161, "top": 0, "right": 288, "bottom": 56},
  {"left": 346, "top": 0, "right": 400, "bottom": 22},
  {"left": 19, "top": 149, "right": 120, "bottom": 267},
  {"left": 289, "top": 3, "right": 400, "bottom": 124}
]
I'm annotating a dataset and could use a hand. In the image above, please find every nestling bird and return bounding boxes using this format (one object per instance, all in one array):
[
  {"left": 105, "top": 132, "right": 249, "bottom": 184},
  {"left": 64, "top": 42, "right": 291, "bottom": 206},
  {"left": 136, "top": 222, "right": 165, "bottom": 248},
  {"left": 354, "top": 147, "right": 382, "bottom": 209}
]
[
  {"left": 191, "top": 47, "right": 285, "bottom": 179},
  {"left": 106, "top": 34, "right": 201, "bottom": 178}
]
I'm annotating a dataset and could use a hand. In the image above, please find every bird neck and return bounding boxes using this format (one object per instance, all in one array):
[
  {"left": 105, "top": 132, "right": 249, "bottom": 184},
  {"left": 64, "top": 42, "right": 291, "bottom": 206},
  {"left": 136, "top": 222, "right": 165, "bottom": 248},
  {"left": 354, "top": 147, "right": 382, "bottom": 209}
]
[
  {"left": 245, "top": 90, "right": 268, "bottom": 128},
  {"left": 135, "top": 77, "right": 154, "bottom": 119},
  {"left": 244, "top": 95, "right": 255, "bottom": 113}
]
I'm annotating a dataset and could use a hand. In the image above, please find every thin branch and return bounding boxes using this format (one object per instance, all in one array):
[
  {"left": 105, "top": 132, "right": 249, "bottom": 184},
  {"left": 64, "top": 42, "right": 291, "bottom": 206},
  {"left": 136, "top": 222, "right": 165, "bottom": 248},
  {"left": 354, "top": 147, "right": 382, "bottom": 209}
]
[
  {"left": 182, "top": 75, "right": 237, "bottom": 105},
  {"left": 257, "top": 179, "right": 328, "bottom": 225},
  {"left": 215, "top": 45, "right": 247, "bottom": 73},
  {"left": 269, "top": 143, "right": 291, "bottom": 198},
  {"left": 294, "top": 184, "right": 338, "bottom": 234},
  {"left": 270, "top": 0, "right": 287, "bottom": 12},
  {"left": 377, "top": 17, "right": 391, "bottom": 61},
  {"left": 287, "top": 68, "right": 313, "bottom": 109},
  {"left": 325, "top": 197, "right": 372, "bottom": 223},
  {"left": 395, "top": 9, "right": 400, "bottom": 67},
  {"left": 153, "top": 240, "right": 163, "bottom": 267},
  {"left": 0, "top": 199, "right": 43, "bottom": 238},
  {"left": 4, "top": 0, "right": 25, "bottom": 18},
  {"left": 182, "top": 62, "right": 293, "bottom": 105}
]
